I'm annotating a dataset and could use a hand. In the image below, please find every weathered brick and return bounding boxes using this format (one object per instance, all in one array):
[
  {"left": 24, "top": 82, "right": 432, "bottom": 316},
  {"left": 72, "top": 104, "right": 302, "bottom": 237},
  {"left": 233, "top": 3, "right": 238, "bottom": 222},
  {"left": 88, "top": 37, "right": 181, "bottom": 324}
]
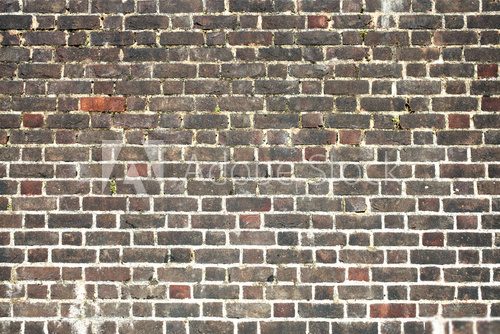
[
  {"left": 189, "top": 321, "right": 233, "bottom": 334},
  {"left": 160, "top": 32, "right": 204, "bottom": 45},
  {"left": 52, "top": 249, "right": 96, "bottom": 263},
  {"left": 436, "top": 0, "right": 480, "bottom": 12},
  {"left": 411, "top": 250, "right": 456, "bottom": 264},
  {"left": 0, "top": 15, "right": 32, "bottom": 29},
  {"left": 24, "top": 0, "right": 66, "bottom": 13},
  {"left": 400, "top": 15, "right": 442, "bottom": 29},
  {"left": 339, "top": 250, "right": 384, "bottom": 264},
  {"left": 125, "top": 15, "right": 169, "bottom": 29},
  {"left": 260, "top": 321, "right": 306, "bottom": 334},
  {"left": 58, "top": 15, "right": 101, "bottom": 30},
  {"left": 443, "top": 303, "right": 487, "bottom": 317},
  {"left": 83, "top": 197, "right": 126, "bottom": 211}
]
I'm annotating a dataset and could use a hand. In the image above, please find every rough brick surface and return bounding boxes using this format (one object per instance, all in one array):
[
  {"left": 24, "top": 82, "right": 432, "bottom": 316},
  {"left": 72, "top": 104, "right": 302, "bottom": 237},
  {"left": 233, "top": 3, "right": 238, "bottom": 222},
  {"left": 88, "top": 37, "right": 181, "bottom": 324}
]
[{"left": 0, "top": 0, "right": 499, "bottom": 333}]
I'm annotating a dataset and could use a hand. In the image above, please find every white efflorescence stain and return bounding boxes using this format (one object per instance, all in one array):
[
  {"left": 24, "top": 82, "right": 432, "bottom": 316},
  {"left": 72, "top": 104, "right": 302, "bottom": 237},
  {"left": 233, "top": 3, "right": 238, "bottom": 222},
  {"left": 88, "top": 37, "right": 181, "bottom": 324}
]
[
  {"left": 69, "top": 282, "right": 87, "bottom": 334},
  {"left": 381, "top": 0, "right": 404, "bottom": 28},
  {"left": 431, "top": 316, "right": 446, "bottom": 334}
]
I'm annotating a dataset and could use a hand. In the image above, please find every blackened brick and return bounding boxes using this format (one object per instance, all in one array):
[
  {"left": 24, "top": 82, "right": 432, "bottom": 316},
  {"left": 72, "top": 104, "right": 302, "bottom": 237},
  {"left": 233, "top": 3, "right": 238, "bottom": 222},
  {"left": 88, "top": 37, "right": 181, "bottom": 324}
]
[
  {"left": 436, "top": 0, "right": 480, "bottom": 12},
  {"left": 0, "top": 15, "right": 32, "bottom": 29},
  {"left": 58, "top": 16, "right": 101, "bottom": 30}
]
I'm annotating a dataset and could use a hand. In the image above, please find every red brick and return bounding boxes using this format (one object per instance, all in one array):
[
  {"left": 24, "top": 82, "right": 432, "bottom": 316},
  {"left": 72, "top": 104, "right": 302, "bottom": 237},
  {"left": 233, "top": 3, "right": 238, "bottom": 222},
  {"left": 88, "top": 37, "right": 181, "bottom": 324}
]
[
  {"left": 482, "top": 97, "right": 499, "bottom": 111},
  {"left": 17, "top": 267, "right": 60, "bottom": 281},
  {"left": 239, "top": 214, "right": 261, "bottom": 229},
  {"left": 21, "top": 181, "right": 42, "bottom": 195},
  {"left": 80, "top": 97, "right": 126, "bottom": 112},
  {"left": 274, "top": 303, "right": 295, "bottom": 317},
  {"left": 370, "top": 304, "right": 416, "bottom": 318},
  {"left": 62, "top": 268, "right": 82, "bottom": 280},
  {"left": 0, "top": 131, "right": 7, "bottom": 145},
  {"left": 348, "top": 268, "right": 369, "bottom": 281},
  {"left": 169, "top": 285, "right": 190, "bottom": 299},
  {"left": 478, "top": 64, "right": 497, "bottom": 78},
  {"left": 243, "top": 286, "right": 263, "bottom": 299},
  {"left": 23, "top": 113, "right": 44, "bottom": 128},
  {"left": 340, "top": 130, "right": 362, "bottom": 145},
  {"left": 305, "top": 147, "right": 327, "bottom": 161},
  {"left": 448, "top": 114, "right": 470, "bottom": 129},
  {"left": 308, "top": 15, "right": 329, "bottom": 28},
  {"left": 423, "top": 232, "right": 444, "bottom": 246},
  {"left": 418, "top": 198, "right": 440, "bottom": 211},
  {"left": 27, "top": 284, "right": 48, "bottom": 299},
  {"left": 457, "top": 215, "right": 478, "bottom": 229}
]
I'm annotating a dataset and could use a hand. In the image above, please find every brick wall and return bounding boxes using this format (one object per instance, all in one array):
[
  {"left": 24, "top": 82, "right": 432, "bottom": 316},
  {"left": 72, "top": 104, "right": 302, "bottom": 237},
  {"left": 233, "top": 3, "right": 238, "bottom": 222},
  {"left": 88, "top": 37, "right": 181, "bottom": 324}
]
[{"left": 0, "top": 0, "right": 499, "bottom": 333}]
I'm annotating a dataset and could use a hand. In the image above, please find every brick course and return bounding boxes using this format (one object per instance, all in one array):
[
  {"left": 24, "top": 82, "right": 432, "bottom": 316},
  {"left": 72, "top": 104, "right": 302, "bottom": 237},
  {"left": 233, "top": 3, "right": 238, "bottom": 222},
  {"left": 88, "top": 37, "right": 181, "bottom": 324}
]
[{"left": 0, "top": 0, "right": 499, "bottom": 333}]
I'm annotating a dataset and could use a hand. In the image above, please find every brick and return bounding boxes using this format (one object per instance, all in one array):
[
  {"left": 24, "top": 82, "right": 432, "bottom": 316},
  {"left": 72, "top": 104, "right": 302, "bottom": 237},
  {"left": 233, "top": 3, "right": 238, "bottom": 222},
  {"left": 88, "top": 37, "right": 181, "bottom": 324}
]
[
  {"left": 308, "top": 15, "right": 329, "bottom": 28},
  {"left": 445, "top": 267, "right": 490, "bottom": 282},
  {"left": 85, "top": 267, "right": 130, "bottom": 281},
  {"left": 370, "top": 304, "right": 416, "bottom": 318},
  {"left": 189, "top": 321, "right": 233, "bottom": 334},
  {"left": 260, "top": 321, "right": 306, "bottom": 334},
  {"left": 434, "top": 31, "right": 478, "bottom": 45},
  {"left": 325, "top": 80, "right": 369, "bottom": 95},
  {"left": 154, "top": 64, "right": 197, "bottom": 78},
  {"left": 399, "top": 15, "right": 441, "bottom": 29},
  {"left": 0, "top": 15, "right": 32, "bottom": 29},
  {"left": 396, "top": 80, "right": 441, "bottom": 95},
  {"left": 24, "top": 0, "right": 66, "bottom": 13},
  {"left": 125, "top": 15, "right": 169, "bottom": 29},
  {"left": 372, "top": 268, "right": 417, "bottom": 282},
  {"left": 194, "top": 15, "right": 238, "bottom": 30},
  {"left": 297, "top": 31, "right": 341, "bottom": 45},
  {"left": 80, "top": 97, "right": 126, "bottom": 112},
  {"left": 160, "top": 32, "right": 204, "bottom": 45},
  {"left": 169, "top": 285, "right": 190, "bottom": 299},
  {"left": 52, "top": 249, "right": 96, "bottom": 263},
  {"left": 19, "top": 64, "right": 61, "bottom": 79},
  {"left": 443, "top": 304, "right": 487, "bottom": 317},
  {"left": 193, "top": 285, "right": 238, "bottom": 299},
  {"left": 58, "top": 16, "right": 101, "bottom": 30},
  {"left": 478, "top": 64, "right": 498, "bottom": 78},
  {"left": 226, "top": 198, "right": 271, "bottom": 212},
  {"left": 156, "top": 303, "right": 199, "bottom": 317},
  {"left": 13, "top": 302, "right": 58, "bottom": 317},
  {"left": 432, "top": 97, "right": 478, "bottom": 111},
  {"left": 16, "top": 266, "right": 59, "bottom": 281},
  {"left": 300, "top": 0, "right": 340, "bottom": 11},
  {"left": 83, "top": 197, "right": 126, "bottom": 211},
  {"left": 46, "top": 114, "right": 89, "bottom": 129},
  {"left": 301, "top": 268, "right": 344, "bottom": 283},
  {"left": 339, "top": 250, "right": 384, "bottom": 264},
  {"left": 298, "top": 303, "right": 343, "bottom": 318},
  {"left": 228, "top": 32, "right": 273, "bottom": 46},
  {"left": 443, "top": 198, "right": 489, "bottom": 212},
  {"left": 436, "top": 0, "right": 480, "bottom": 12},
  {"left": 365, "top": 32, "right": 409, "bottom": 46},
  {"left": 411, "top": 250, "right": 456, "bottom": 264},
  {"left": 360, "top": 64, "right": 403, "bottom": 78}
]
